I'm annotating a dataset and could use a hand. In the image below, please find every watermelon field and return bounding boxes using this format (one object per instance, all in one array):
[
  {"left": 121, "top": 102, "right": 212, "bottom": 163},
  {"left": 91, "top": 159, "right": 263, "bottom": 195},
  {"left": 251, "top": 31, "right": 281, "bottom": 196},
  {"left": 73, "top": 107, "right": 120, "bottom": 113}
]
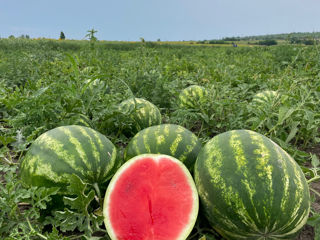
[{"left": 1, "top": 38, "right": 320, "bottom": 239}]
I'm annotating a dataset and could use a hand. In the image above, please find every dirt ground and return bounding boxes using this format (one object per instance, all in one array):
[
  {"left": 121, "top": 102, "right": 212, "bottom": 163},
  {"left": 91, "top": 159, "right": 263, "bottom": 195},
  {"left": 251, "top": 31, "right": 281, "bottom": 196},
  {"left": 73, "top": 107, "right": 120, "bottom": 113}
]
[
  {"left": 297, "top": 145, "right": 320, "bottom": 239},
  {"left": 296, "top": 180, "right": 319, "bottom": 239}
]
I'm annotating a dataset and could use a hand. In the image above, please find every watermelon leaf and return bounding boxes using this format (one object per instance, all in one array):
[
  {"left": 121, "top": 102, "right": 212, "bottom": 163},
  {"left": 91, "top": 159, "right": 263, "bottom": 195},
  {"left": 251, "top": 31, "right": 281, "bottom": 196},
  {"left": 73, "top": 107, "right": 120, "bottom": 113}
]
[
  {"left": 307, "top": 214, "right": 320, "bottom": 240},
  {"left": 62, "top": 174, "right": 96, "bottom": 212},
  {"left": 51, "top": 174, "right": 105, "bottom": 237},
  {"left": 311, "top": 154, "right": 320, "bottom": 168}
]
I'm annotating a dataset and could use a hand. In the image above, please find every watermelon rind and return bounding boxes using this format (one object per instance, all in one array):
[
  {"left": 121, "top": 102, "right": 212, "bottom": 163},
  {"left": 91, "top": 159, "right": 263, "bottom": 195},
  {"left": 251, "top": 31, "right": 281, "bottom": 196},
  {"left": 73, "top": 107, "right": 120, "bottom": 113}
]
[
  {"left": 124, "top": 124, "right": 202, "bottom": 170},
  {"left": 20, "top": 125, "right": 117, "bottom": 193},
  {"left": 178, "top": 85, "right": 208, "bottom": 109},
  {"left": 252, "top": 90, "right": 279, "bottom": 106},
  {"left": 118, "top": 97, "right": 162, "bottom": 133},
  {"left": 103, "top": 154, "right": 199, "bottom": 240},
  {"left": 194, "top": 129, "right": 310, "bottom": 240}
]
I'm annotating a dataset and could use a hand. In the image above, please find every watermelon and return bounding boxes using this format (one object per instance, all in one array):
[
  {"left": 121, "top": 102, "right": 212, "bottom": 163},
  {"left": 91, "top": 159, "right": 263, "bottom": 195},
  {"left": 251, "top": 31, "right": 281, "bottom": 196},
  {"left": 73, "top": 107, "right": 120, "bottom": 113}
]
[
  {"left": 72, "top": 114, "right": 93, "bottom": 128},
  {"left": 118, "top": 97, "right": 161, "bottom": 133},
  {"left": 103, "top": 154, "right": 199, "bottom": 240},
  {"left": 20, "top": 125, "right": 117, "bottom": 193},
  {"left": 252, "top": 90, "right": 279, "bottom": 106},
  {"left": 194, "top": 130, "right": 310, "bottom": 240},
  {"left": 124, "top": 124, "right": 202, "bottom": 170},
  {"left": 178, "top": 85, "right": 207, "bottom": 109},
  {"left": 62, "top": 113, "right": 93, "bottom": 128}
]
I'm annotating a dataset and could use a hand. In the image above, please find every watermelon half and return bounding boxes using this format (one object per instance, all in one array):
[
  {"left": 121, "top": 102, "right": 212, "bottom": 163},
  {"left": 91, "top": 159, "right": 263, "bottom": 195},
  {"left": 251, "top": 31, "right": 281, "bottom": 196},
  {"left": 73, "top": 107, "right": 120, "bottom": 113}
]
[{"left": 103, "top": 154, "right": 199, "bottom": 240}]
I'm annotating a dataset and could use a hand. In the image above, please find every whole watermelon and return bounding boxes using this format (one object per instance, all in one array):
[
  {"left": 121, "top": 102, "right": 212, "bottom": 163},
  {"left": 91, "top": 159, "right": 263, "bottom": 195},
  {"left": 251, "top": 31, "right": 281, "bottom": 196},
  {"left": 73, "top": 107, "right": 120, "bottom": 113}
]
[
  {"left": 62, "top": 113, "right": 93, "bottom": 128},
  {"left": 20, "top": 125, "right": 117, "bottom": 193},
  {"left": 252, "top": 90, "right": 279, "bottom": 106},
  {"left": 118, "top": 98, "right": 161, "bottom": 134},
  {"left": 124, "top": 124, "right": 202, "bottom": 170},
  {"left": 194, "top": 130, "right": 310, "bottom": 240},
  {"left": 178, "top": 85, "right": 207, "bottom": 109}
]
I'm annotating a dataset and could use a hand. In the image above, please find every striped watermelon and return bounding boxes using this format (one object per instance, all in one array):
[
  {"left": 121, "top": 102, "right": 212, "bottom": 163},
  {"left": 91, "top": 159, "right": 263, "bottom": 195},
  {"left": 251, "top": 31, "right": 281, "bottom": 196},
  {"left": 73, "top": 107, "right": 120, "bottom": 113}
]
[
  {"left": 103, "top": 154, "right": 199, "bottom": 240},
  {"left": 20, "top": 125, "right": 117, "bottom": 193},
  {"left": 124, "top": 124, "right": 202, "bottom": 170},
  {"left": 178, "top": 85, "right": 207, "bottom": 109},
  {"left": 194, "top": 130, "right": 310, "bottom": 240},
  {"left": 62, "top": 113, "right": 93, "bottom": 128},
  {"left": 118, "top": 98, "right": 161, "bottom": 134},
  {"left": 252, "top": 90, "right": 279, "bottom": 106}
]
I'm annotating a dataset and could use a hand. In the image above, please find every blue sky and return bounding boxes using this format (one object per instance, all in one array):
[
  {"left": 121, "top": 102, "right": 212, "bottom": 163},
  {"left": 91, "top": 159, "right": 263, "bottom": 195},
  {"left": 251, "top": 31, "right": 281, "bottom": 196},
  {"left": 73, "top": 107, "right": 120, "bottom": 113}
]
[{"left": 1, "top": 0, "right": 320, "bottom": 41}]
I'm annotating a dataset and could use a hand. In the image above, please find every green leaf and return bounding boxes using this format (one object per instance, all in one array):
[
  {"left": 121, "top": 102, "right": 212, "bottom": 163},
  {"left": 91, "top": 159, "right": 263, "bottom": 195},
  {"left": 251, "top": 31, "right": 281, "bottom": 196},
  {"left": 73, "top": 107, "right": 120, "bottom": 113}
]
[
  {"left": 311, "top": 154, "right": 320, "bottom": 168},
  {"left": 307, "top": 214, "right": 320, "bottom": 240},
  {"left": 198, "top": 234, "right": 217, "bottom": 240},
  {"left": 285, "top": 122, "right": 299, "bottom": 144},
  {"left": 49, "top": 174, "right": 104, "bottom": 237},
  {"left": 32, "top": 86, "right": 49, "bottom": 98},
  {"left": 277, "top": 106, "right": 296, "bottom": 125},
  {"left": 63, "top": 174, "right": 95, "bottom": 213},
  {"left": 0, "top": 135, "right": 16, "bottom": 146}
]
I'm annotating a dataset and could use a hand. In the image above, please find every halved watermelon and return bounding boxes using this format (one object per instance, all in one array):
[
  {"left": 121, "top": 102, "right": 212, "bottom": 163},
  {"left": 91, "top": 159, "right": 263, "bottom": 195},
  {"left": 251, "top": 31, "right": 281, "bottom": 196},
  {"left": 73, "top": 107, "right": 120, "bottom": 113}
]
[{"left": 103, "top": 154, "right": 199, "bottom": 240}]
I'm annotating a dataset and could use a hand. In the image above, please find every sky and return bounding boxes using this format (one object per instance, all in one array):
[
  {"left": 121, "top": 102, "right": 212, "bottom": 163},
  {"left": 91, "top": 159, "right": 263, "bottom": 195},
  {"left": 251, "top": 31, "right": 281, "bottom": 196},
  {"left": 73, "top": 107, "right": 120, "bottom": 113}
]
[{"left": 1, "top": 0, "right": 320, "bottom": 41}]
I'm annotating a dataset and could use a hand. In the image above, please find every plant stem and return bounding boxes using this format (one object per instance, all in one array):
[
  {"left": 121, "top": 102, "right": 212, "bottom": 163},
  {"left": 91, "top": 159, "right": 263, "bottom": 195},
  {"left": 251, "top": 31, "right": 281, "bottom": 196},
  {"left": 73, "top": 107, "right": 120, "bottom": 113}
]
[
  {"left": 93, "top": 182, "right": 101, "bottom": 199},
  {"left": 310, "top": 187, "right": 320, "bottom": 198},
  {"left": 26, "top": 217, "right": 47, "bottom": 240},
  {"left": 93, "top": 182, "right": 104, "bottom": 207},
  {"left": 307, "top": 176, "right": 320, "bottom": 184}
]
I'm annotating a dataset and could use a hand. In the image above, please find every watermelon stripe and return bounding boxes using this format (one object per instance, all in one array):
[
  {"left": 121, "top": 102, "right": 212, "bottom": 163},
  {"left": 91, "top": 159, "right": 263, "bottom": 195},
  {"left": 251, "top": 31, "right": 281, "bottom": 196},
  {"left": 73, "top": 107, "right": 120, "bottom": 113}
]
[
  {"left": 124, "top": 124, "right": 202, "bottom": 170},
  {"left": 78, "top": 127, "right": 103, "bottom": 181},
  {"left": 60, "top": 127, "right": 93, "bottom": 172},
  {"left": 195, "top": 130, "right": 310, "bottom": 239},
  {"left": 178, "top": 85, "right": 207, "bottom": 109},
  {"left": 33, "top": 132, "right": 86, "bottom": 177},
  {"left": 99, "top": 147, "right": 117, "bottom": 181},
  {"left": 21, "top": 125, "right": 117, "bottom": 193},
  {"left": 119, "top": 98, "right": 161, "bottom": 135}
]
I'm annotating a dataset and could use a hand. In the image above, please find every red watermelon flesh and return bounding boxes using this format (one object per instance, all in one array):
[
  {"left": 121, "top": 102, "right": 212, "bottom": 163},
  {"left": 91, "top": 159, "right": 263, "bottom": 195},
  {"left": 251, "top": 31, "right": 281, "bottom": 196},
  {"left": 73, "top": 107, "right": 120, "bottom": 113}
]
[{"left": 103, "top": 154, "right": 199, "bottom": 240}]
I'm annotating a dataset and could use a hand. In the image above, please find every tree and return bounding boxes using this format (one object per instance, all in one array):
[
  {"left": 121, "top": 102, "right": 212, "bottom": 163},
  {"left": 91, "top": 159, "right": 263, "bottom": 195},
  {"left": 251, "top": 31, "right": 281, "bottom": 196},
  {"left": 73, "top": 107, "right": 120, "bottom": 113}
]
[
  {"left": 60, "top": 31, "right": 65, "bottom": 40},
  {"left": 140, "top": 37, "right": 145, "bottom": 43},
  {"left": 258, "top": 39, "right": 277, "bottom": 46},
  {"left": 85, "top": 28, "right": 97, "bottom": 41}
]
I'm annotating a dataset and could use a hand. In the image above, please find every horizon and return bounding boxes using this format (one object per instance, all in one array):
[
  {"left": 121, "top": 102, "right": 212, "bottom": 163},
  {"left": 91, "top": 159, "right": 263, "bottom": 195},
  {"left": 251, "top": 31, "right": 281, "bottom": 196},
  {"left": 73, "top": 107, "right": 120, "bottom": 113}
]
[
  {"left": 2, "top": 0, "right": 320, "bottom": 41},
  {"left": 2, "top": 31, "right": 320, "bottom": 42}
]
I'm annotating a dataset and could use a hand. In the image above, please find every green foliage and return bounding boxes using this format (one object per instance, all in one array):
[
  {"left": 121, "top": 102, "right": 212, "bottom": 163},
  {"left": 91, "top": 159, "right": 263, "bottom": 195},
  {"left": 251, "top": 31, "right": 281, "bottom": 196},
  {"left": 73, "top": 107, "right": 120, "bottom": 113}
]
[
  {"left": 47, "top": 175, "right": 106, "bottom": 239},
  {"left": 0, "top": 38, "right": 319, "bottom": 238},
  {"left": 0, "top": 164, "right": 61, "bottom": 239},
  {"left": 59, "top": 32, "right": 65, "bottom": 40},
  {"left": 86, "top": 28, "right": 98, "bottom": 41},
  {"left": 257, "top": 39, "right": 278, "bottom": 46}
]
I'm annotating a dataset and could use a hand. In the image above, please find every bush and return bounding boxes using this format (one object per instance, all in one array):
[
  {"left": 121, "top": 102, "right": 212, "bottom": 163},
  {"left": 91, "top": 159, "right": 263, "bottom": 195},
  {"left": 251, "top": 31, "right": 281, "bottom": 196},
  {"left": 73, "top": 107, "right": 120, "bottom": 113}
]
[{"left": 258, "top": 39, "right": 277, "bottom": 46}]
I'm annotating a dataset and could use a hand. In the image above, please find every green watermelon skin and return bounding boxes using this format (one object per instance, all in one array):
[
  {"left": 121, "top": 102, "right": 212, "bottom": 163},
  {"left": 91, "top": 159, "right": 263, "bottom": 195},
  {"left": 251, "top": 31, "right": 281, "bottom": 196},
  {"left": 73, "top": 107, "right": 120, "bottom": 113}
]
[
  {"left": 178, "top": 85, "right": 207, "bottom": 109},
  {"left": 62, "top": 113, "right": 93, "bottom": 128},
  {"left": 124, "top": 124, "right": 202, "bottom": 170},
  {"left": 20, "top": 125, "right": 117, "bottom": 192},
  {"left": 194, "top": 130, "right": 310, "bottom": 240},
  {"left": 252, "top": 90, "right": 279, "bottom": 105},
  {"left": 118, "top": 98, "right": 161, "bottom": 133}
]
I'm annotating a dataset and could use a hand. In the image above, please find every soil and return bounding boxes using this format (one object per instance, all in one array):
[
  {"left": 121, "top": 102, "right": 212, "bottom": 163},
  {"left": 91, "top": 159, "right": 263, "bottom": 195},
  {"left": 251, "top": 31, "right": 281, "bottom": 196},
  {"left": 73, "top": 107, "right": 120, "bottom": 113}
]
[{"left": 296, "top": 144, "right": 320, "bottom": 239}]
